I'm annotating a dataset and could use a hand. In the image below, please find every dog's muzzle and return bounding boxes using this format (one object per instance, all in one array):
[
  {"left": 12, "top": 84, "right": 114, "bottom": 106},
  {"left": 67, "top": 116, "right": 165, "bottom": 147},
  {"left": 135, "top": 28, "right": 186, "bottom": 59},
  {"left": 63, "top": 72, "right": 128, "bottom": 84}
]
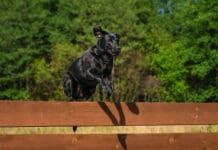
[{"left": 113, "top": 47, "right": 121, "bottom": 56}]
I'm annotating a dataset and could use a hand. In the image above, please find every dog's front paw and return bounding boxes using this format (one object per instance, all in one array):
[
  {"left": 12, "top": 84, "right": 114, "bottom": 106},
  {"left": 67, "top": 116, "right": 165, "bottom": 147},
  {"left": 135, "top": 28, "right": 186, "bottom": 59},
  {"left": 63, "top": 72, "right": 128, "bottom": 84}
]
[
  {"left": 101, "top": 85, "right": 108, "bottom": 92},
  {"left": 106, "top": 86, "right": 113, "bottom": 96}
]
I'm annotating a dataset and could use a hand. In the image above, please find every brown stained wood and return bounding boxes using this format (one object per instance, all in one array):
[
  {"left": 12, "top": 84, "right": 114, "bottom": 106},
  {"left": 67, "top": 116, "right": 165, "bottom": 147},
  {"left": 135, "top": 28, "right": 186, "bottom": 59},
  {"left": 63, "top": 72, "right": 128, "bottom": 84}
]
[
  {"left": 0, "top": 133, "right": 218, "bottom": 150},
  {"left": 0, "top": 101, "right": 218, "bottom": 126}
]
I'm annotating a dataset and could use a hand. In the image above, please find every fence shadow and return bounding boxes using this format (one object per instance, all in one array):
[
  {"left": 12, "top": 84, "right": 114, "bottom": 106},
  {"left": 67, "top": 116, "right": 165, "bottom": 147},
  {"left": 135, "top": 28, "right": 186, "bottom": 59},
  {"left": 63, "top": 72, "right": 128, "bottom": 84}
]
[{"left": 98, "top": 102, "right": 139, "bottom": 150}]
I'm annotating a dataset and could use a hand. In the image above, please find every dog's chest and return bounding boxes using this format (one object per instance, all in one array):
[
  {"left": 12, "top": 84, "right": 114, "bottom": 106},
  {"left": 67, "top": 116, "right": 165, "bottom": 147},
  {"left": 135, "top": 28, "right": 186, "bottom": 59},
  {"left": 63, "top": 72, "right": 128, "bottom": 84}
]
[{"left": 96, "top": 55, "right": 112, "bottom": 72}]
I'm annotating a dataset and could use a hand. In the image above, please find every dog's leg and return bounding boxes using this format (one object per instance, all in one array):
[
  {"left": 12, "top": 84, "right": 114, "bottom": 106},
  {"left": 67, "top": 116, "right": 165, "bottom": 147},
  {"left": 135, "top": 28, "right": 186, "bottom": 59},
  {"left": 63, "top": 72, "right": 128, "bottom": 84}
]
[
  {"left": 103, "top": 75, "right": 113, "bottom": 96},
  {"left": 99, "top": 85, "right": 104, "bottom": 101},
  {"left": 84, "top": 87, "right": 96, "bottom": 100},
  {"left": 63, "top": 73, "right": 84, "bottom": 100},
  {"left": 87, "top": 69, "right": 106, "bottom": 89},
  {"left": 63, "top": 73, "right": 74, "bottom": 100},
  {"left": 76, "top": 85, "right": 84, "bottom": 98},
  {"left": 104, "top": 75, "right": 116, "bottom": 102}
]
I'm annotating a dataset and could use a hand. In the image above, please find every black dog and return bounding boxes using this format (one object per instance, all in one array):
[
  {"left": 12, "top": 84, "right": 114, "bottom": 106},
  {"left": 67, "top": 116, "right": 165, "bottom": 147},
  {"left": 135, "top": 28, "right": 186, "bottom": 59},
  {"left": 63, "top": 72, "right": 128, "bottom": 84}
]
[{"left": 63, "top": 26, "right": 121, "bottom": 100}]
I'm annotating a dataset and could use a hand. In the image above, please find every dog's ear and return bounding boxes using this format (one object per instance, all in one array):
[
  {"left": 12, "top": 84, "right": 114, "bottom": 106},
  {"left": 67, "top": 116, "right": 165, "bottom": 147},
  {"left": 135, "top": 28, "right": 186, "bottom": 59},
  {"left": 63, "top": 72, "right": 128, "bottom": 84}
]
[{"left": 93, "top": 25, "right": 105, "bottom": 38}]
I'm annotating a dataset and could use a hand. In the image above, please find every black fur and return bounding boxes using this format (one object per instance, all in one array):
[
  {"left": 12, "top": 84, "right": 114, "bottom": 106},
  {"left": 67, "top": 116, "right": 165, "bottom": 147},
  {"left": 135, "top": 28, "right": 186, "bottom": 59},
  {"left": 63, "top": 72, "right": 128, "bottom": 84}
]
[{"left": 63, "top": 26, "right": 121, "bottom": 100}]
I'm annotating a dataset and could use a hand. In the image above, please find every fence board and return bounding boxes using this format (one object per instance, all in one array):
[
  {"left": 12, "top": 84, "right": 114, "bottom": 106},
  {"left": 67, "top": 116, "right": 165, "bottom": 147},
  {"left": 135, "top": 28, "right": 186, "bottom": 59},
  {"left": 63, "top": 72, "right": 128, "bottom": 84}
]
[
  {"left": 0, "top": 101, "right": 218, "bottom": 126},
  {"left": 0, "top": 134, "right": 217, "bottom": 150}
]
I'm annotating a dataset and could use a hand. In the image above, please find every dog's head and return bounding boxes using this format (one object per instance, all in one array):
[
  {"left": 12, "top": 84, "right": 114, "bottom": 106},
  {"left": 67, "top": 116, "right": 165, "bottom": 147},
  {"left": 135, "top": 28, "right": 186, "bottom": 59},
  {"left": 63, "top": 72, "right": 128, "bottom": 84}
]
[{"left": 93, "top": 25, "right": 121, "bottom": 56}]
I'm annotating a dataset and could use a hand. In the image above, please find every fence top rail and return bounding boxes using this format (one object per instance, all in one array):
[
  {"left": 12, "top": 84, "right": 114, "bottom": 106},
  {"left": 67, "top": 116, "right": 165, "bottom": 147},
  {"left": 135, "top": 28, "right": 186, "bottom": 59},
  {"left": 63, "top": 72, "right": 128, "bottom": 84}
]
[{"left": 0, "top": 100, "right": 218, "bottom": 127}]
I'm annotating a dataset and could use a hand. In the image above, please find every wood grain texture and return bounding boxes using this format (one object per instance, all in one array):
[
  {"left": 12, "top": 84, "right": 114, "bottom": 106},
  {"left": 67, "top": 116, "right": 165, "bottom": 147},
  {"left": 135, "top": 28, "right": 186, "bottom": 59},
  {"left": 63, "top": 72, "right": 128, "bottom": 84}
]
[
  {"left": 0, "top": 134, "right": 218, "bottom": 150},
  {"left": 0, "top": 101, "right": 218, "bottom": 126}
]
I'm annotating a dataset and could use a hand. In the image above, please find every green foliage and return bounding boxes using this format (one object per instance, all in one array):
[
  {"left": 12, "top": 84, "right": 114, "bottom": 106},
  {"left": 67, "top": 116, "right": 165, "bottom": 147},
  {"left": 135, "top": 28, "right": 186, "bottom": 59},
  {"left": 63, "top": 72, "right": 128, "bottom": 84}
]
[
  {"left": 0, "top": 0, "right": 217, "bottom": 102},
  {"left": 150, "top": 43, "right": 189, "bottom": 101},
  {"left": 29, "top": 43, "right": 82, "bottom": 100},
  {"left": 150, "top": 0, "right": 218, "bottom": 102}
]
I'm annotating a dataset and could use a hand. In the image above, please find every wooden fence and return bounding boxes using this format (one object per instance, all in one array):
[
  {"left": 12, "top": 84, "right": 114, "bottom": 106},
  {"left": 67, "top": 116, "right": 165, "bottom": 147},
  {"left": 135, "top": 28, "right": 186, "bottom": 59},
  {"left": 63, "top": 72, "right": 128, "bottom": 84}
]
[{"left": 0, "top": 101, "right": 218, "bottom": 150}]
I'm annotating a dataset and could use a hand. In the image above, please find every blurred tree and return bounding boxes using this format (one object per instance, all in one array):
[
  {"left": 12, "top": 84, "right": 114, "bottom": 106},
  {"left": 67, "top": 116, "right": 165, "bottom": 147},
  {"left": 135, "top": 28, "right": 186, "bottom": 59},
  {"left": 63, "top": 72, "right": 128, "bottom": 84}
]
[
  {"left": 150, "top": 0, "right": 218, "bottom": 102},
  {"left": 0, "top": 0, "right": 51, "bottom": 99},
  {"left": 0, "top": 0, "right": 217, "bottom": 102}
]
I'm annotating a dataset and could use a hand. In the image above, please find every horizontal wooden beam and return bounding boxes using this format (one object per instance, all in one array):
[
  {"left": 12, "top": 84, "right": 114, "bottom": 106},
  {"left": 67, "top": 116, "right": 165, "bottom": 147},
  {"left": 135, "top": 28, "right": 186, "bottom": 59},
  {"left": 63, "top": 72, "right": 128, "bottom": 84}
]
[
  {"left": 0, "top": 101, "right": 218, "bottom": 126},
  {"left": 0, "top": 133, "right": 217, "bottom": 150},
  {"left": 1, "top": 125, "right": 218, "bottom": 134}
]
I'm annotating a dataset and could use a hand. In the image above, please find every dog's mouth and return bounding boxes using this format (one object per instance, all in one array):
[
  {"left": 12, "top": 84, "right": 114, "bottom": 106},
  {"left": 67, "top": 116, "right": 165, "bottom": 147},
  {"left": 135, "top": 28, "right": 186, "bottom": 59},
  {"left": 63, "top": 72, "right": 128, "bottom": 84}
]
[
  {"left": 113, "top": 50, "right": 121, "bottom": 56},
  {"left": 108, "top": 48, "right": 121, "bottom": 56}
]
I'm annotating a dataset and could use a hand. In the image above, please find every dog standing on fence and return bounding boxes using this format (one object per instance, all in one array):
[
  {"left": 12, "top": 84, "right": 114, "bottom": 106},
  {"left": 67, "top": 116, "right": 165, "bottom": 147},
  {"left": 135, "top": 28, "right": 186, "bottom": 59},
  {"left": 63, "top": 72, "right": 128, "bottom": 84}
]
[{"left": 63, "top": 26, "right": 121, "bottom": 100}]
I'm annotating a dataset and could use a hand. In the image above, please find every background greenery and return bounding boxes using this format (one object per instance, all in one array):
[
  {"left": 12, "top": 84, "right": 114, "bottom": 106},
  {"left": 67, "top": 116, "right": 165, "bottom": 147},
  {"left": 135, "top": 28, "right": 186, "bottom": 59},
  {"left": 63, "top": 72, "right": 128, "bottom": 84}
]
[{"left": 0, "top": 0, "right": 217, "bottom": 102}]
